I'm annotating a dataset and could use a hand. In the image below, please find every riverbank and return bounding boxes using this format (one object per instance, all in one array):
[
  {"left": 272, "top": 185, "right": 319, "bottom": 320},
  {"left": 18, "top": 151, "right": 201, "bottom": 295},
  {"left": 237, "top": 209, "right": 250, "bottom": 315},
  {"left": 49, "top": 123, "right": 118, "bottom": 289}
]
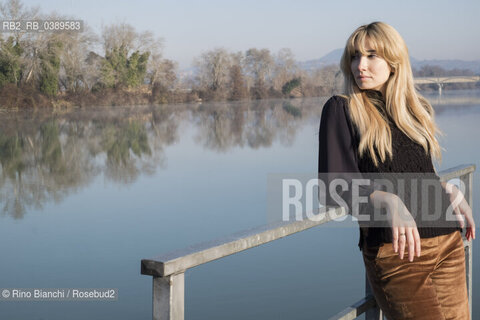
[{"left": 1, "top": 82, "right": 479, "bottom": 110}]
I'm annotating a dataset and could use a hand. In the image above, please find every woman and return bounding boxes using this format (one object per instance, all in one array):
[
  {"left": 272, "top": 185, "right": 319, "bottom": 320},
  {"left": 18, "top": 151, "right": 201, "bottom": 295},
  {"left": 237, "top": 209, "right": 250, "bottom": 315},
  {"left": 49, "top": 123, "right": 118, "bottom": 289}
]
[{"left": 318, "top": 21, "right": 475, "bottom": 319}]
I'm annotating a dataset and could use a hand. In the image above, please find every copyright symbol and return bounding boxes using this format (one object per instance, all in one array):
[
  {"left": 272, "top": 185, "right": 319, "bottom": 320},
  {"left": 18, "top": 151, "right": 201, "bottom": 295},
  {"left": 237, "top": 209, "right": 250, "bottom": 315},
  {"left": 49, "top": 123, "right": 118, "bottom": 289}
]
[{"left": 2, "top": 289, "right": 10, "bottom": 298}]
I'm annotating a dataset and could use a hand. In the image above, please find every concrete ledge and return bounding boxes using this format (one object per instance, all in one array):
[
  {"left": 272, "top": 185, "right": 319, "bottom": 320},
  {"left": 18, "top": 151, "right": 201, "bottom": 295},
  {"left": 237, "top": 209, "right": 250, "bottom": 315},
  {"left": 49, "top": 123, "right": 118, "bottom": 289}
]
[{"left": 141, "top": 207, "right": 346, "bottom": 276}]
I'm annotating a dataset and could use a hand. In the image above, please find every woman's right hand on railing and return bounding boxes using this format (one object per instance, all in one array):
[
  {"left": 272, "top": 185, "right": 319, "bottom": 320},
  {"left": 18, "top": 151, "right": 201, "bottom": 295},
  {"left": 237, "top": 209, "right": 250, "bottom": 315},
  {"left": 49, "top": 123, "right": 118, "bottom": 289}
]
[
  {"left": 442, "top": 182, "right": 476, "bottom": 242},
  {"left": 370, "top": 191, "right": 421, "bottom": 262}
]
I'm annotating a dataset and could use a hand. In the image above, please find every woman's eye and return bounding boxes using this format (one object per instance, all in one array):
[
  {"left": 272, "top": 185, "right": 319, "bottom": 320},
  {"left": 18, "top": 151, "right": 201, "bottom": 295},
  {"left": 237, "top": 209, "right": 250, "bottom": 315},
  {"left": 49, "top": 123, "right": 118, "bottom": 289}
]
[{"left": 368, "top": 54, "right": 377, "bottom": 58}]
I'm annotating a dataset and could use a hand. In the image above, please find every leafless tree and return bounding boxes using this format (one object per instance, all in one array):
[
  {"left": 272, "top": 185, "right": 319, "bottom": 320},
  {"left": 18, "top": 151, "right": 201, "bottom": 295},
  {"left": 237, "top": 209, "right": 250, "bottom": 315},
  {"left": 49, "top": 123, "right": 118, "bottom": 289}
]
[
  {"left": 0, "top": 0, "right": 40, "bottom": 42},
  {"left": 244, "top": 48, "right": 274, "bottom": 99},
  {"left": 58, "top": 25, "right": 99, "bottom": 92},
  {"left": 303, "top": 64, "right": 342, "bottom": 95},
  {"left": 148, "top": 53, "right": 177, "bottom": 89},
  {"left": 101, "top": 22, "right": 162, "bottom": 56},
  {"left": 194, "top": 47, "right": 233, "bottom": 99},
  {"left": 272, "top": 48, "right": 299, "bottom": 92}
]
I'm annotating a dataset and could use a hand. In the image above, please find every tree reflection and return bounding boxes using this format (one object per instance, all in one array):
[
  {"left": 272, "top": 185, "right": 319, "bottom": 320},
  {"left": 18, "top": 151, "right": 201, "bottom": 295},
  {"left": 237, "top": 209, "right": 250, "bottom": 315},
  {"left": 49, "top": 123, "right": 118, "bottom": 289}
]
[
  {"left": 0, "top": 134, "right": 25, "bottom": 178},
  {"left": 0, "top": 98, "right": 326, "bottom": 218},
  {"left": 40, "top": 121, "right": 65, "bottom": 173},
  {"left": 192, "top": 98, "right": 321, "bottom": 151},
  {"left": 102, "top": 122, "right": 152, "bottom": 183}
]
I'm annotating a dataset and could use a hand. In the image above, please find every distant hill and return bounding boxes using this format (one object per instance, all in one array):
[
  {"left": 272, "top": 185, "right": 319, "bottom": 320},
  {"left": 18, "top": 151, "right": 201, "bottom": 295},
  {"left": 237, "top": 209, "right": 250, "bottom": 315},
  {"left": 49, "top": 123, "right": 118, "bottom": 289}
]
[
  {"left": 299, "top": 49, "right": 344, "bottom": 70},
  {"left": 299, "top": 49, "right": 480, "bottom": 74}
]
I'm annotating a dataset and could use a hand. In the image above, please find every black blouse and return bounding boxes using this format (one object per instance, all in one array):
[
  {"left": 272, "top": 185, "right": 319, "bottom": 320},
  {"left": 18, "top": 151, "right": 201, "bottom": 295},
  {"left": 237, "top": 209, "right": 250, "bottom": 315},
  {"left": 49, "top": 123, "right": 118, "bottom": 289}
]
[{"left": 318, "top": 94, "right": 461, "bottom": 250}]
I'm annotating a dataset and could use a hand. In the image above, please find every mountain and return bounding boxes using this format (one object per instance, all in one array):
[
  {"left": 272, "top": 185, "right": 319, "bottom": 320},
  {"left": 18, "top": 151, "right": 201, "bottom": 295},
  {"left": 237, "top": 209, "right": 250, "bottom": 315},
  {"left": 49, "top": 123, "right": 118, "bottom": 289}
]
[
  {"left": 300, "top": 49, "right": 480, "bottom": 74},
  {"left": 299, "top": 49, "right": 343, "bottom": 70}
]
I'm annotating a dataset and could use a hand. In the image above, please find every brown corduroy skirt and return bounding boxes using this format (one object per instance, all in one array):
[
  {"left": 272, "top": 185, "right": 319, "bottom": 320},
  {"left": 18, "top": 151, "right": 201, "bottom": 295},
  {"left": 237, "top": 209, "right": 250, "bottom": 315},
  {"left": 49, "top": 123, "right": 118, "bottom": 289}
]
[{"left": 362, "top": 230, "right": 470, "bottom": 320}]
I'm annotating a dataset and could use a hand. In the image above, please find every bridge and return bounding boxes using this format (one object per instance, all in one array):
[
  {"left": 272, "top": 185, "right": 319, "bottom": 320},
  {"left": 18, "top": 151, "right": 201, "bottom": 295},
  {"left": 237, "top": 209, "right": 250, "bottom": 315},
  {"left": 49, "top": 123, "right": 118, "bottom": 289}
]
[
  {"left": 414, "top": 76, "right": 480, "bottom": 94},
  {"left": 141, "top": 164, "right": 475, "bottom": 320}
]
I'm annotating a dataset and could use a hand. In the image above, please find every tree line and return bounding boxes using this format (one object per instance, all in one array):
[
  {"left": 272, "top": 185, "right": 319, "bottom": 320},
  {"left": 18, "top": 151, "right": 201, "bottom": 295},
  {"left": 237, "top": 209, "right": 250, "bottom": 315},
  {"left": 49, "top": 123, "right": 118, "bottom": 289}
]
[
  {"left": 0, "top": 0, "right": 477, "bottom": 108},
  {"left": 0, "top": 0, "right": 345, "bottom": 108}
]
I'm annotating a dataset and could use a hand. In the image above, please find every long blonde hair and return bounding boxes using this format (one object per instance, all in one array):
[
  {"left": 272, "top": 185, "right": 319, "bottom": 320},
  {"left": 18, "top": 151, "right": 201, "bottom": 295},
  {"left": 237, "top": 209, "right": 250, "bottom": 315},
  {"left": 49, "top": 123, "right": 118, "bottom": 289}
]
[{"left": 340, "top": 21, "right": 441, "bottom": 167}]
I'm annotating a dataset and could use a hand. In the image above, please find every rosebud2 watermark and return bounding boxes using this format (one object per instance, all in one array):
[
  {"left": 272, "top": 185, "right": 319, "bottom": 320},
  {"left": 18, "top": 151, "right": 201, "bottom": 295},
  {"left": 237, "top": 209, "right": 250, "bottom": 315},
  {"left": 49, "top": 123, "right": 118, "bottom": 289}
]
[{"left": 267, "top": 172, "right": 469, "bottom": 228}]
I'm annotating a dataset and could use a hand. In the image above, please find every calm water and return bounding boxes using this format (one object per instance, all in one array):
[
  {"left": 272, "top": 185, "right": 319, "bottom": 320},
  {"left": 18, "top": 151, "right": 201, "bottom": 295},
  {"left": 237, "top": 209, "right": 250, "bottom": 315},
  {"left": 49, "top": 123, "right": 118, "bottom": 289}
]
[{"left": 0, "top": 89, "right": 479, "bottom": 319}]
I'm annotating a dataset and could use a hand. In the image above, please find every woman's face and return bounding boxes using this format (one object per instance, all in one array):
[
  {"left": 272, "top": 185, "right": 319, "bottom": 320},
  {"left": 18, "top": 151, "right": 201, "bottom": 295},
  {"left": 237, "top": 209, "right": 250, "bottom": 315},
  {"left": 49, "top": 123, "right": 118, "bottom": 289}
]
[{"left": 350, "top": 38, "right": 391, "bottom": 95}]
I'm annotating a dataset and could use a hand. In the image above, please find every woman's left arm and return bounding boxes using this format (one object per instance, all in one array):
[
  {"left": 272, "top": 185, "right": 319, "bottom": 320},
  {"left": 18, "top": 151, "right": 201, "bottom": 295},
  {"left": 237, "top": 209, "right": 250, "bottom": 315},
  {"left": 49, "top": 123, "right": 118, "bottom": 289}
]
[{"left": 441, "top": 181, "right": 476, "bottom": 241}]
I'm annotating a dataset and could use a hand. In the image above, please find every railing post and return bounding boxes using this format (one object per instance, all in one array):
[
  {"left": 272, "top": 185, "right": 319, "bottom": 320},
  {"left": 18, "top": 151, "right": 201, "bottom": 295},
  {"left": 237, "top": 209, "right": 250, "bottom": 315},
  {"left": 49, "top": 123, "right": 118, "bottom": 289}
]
[
  {"left": 365, "top": 274, "right": 383, "bottom": 320},
  {"left": 152, "top": 272, "right": 185, "bottom": 320},
  {"left": 460, "top": 172, "right": 473, "bottom": 318}
]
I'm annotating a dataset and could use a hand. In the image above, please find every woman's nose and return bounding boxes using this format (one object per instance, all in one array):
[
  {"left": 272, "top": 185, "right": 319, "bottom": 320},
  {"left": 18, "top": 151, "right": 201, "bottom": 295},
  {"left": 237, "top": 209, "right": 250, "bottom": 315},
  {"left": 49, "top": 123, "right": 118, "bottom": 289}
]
[{"left": 357, "top": 56, "right": 367, "bottom": 71}]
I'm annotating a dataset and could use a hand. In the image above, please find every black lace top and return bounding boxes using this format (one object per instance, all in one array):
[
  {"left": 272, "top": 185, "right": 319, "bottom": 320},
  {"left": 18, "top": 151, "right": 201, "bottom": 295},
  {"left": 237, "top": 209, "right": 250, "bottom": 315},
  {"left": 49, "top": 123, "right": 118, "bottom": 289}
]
[{"left": 318, "top": 93, "right": 461, "bottom": 250}]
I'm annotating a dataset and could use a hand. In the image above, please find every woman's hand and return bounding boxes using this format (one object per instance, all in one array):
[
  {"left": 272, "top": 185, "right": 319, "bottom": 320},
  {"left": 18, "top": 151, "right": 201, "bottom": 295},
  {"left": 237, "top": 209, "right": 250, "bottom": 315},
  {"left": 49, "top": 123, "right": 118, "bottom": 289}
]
[
  {"left": 370, "top": 191, "right": 421, "bottom": 262},
  {"left": 442, "top": 182, "right": 476, "bottom": 241},
  {"left": 385, "top": 193, "right": 421, "bottom": 262}
]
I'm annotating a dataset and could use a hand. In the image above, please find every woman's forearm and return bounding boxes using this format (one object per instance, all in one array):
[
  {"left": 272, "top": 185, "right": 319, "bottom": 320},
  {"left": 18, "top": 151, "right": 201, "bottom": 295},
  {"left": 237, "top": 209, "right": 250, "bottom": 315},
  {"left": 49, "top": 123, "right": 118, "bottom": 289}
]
[{"left": 369, "top": 190, "right": 396, "bottom": 209}]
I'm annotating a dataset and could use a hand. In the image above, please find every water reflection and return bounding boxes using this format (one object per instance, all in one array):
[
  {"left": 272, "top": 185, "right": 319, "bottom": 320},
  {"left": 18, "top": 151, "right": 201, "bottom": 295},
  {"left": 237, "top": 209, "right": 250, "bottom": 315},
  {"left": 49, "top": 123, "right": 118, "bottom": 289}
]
[
  {"left": 422, "top": 90, "right": 480, "bottom": 115},
  {"left": 0, "top": 99, "right": 323, "bottom": 218}
]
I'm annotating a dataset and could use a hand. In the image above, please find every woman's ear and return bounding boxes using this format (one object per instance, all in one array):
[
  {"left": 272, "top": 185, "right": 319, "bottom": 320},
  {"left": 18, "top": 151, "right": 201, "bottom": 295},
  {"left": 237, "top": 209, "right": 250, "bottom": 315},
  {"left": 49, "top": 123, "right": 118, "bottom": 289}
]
[{"left": 389, "top": 65, "right": 395, "bottom": 75}]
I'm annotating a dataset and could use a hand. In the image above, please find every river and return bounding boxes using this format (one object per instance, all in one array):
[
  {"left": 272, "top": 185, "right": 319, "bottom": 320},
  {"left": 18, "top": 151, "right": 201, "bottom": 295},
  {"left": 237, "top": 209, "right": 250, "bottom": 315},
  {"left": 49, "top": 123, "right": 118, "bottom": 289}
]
[{"left": 0, "top": 89, "right": 479, "bottom": 319}]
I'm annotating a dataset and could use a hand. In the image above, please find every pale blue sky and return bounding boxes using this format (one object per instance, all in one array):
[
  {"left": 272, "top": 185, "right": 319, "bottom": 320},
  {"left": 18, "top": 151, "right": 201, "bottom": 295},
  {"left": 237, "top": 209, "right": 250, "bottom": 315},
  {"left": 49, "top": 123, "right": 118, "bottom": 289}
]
[{"left": 22, "top": 0, "right": 480, "bottom": 68}]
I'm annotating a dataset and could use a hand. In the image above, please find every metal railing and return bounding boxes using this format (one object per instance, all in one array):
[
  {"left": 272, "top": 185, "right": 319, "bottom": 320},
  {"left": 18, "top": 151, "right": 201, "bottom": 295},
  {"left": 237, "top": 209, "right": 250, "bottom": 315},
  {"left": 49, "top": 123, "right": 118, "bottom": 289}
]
[{"left": 141, "top": 164, "right": 475, "bottom": 320}]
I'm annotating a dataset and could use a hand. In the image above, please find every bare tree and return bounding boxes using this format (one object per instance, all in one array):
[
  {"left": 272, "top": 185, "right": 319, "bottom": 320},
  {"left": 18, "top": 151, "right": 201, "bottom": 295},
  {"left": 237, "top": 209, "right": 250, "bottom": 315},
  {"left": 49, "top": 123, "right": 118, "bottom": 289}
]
[
  {"left": 83, "top": 51, "right": 103, "bottom": 91},
  {"left": 149, "top": 56, "right": 178, "bottom": 103},
  {"left": 101, "top": 22, "right": 162, "bottom": 57},
  {"left": 272, "top": 48, "right": 299, "bottom": 92},
  {"left": 58, "top": 25, "right": 99, "bottom": 93},
  {"left": 0, "top": 0, "right": 40, "bottom": 42},
  {"left": 244, "top": 48, "right": 274, "bottom": 99},
  {"left": 194, "top": 47, "right": 232, "bottom": 99},
  {"left": 304, "top": 64, "right": 342, "bottom": 96},
  {"left": 148, "top": 54, "right": 177, "bottom": 89}
]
